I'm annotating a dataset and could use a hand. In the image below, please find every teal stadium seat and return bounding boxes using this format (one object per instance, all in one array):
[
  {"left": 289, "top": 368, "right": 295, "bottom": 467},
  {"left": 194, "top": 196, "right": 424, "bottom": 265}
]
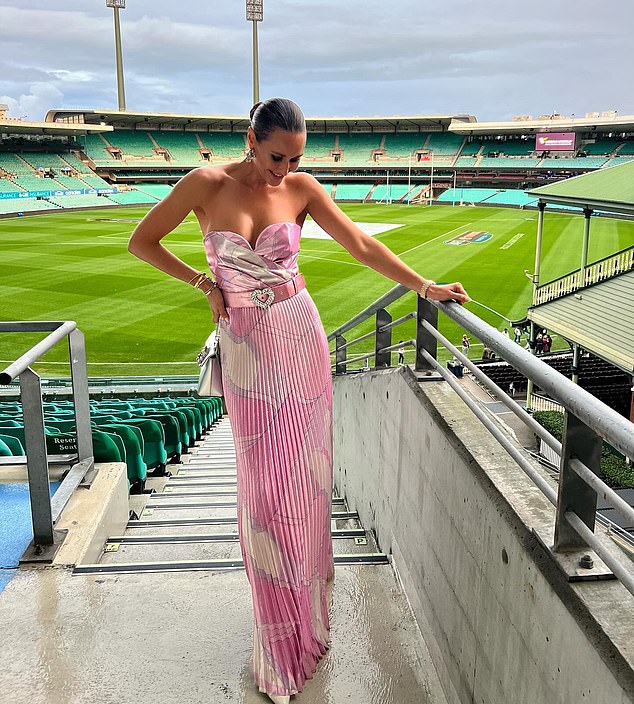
[
  {"left": 0, "top": 434, "right": 25, "bottom": 455},
  {"left": 92, "top": 422, "right": 147, "bottom": 492},
  {"left": 334, "top": 183, "right": 373, "bottom": 200},
  {"left": 337, "top": 134, "right": 381, "bottom": 166},
  {"left": 199, "top": 133, "right": 247, "bottom": 162},
  {"left": 0, "top": 437, "right": 12, "bottom": 456}
]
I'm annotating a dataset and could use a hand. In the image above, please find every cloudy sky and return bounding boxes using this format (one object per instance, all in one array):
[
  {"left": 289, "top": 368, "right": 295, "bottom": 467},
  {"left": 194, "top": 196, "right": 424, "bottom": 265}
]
[{"left": 1, "top": 0, "right": 632, "bottom": 122}]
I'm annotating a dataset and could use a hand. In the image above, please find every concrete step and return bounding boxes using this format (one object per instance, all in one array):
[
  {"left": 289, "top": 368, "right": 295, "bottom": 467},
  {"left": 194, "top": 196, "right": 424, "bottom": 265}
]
[
  {"left": 127, "top": 513, "right": 362, "bottom": 529},
  {"left": 109, "top": 528, "right": 367, "bottom": 543},
  {"left": 96, "top": 531, "right": 376, "bottom": 565},
  {"left": 74, "top": 552, "right": 389, "bottom": 575}
]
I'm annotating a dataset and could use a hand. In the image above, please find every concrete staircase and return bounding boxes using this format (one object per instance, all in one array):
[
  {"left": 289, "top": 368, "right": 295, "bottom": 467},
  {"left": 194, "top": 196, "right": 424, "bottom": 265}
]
[{"left": 75, "top": 415, "right": 387, "bottom": 576}]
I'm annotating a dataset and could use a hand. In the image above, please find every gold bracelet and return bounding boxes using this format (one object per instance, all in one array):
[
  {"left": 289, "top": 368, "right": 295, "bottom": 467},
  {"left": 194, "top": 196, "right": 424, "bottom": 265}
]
[
  {"left": 187, "top": 271, "right": 205, "bottom": 286},
  {"left": 418, "top": 279, "right": 435, "bottom": 299},
  {"left": 193, "top": 274, "right": 216, "bottom": 290},
  {"left": 202, "top": 281, "right": 220, "bottom": 297}
]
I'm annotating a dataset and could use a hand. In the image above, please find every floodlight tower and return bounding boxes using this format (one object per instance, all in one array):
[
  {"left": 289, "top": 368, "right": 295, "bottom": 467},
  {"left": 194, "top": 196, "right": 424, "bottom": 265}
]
[
  {"left": 246, "top": 0, "right": 263, "bottom": 105},
  {"left": 106, "top": 0, "right": 127, "bottom": 111}
]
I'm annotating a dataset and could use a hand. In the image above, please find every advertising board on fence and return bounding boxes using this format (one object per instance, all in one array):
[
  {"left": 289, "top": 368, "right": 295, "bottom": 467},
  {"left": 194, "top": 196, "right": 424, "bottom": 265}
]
[{"left": 0, "top": 187, "right": 118, "bottom": 200}]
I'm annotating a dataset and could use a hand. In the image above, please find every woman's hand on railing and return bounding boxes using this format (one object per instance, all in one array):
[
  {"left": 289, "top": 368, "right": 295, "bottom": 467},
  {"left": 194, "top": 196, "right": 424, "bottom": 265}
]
[
  {"left": 428, "top": 282, "right": 471, "bottom": 305},
  {"left": 207, "top": 288, "right": 230, "bottom": 324}
]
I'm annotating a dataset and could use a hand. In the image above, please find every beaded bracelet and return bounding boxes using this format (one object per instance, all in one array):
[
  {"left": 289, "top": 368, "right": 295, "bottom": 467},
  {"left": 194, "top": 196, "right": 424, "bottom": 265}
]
[{"left": 418, "top": 279, "right": 435, "bottom": 299}]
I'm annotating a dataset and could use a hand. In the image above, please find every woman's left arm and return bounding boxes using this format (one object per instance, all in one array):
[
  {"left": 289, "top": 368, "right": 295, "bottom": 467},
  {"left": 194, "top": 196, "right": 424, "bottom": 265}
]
[{"left": 301, "top": 174, "right": 470, "bottom": 304}]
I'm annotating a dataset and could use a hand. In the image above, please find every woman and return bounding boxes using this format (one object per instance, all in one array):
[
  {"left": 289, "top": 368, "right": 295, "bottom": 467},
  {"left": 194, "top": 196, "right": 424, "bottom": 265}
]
[{"left": 128, "top": 98, "right": 470, "bottom": 703}]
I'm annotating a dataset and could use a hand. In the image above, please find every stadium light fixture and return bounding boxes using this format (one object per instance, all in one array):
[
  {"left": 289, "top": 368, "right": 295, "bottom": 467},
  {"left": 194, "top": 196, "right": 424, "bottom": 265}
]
[
  {"left": 246, "top": 0, "right": 263, "bottom": 105},
  {"left": 106, "top": 0, "right": 127, "bottom": 111}
]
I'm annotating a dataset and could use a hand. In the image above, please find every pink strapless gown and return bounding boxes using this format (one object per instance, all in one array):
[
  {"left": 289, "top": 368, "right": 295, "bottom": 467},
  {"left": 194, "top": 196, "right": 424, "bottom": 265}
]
[{"left": 203, "top": 222, "right": 334, "bottom": 697}]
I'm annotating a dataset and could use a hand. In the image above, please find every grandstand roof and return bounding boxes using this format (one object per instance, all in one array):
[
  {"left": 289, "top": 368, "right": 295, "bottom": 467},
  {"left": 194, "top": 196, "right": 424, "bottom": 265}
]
[
  {"left": 527, "top": 160, "right": 634, "bottom": 215},
  {"left": 45, "top": 109, "right": 476, "bottom": 132},
  {"left": 0, "top": 119, "right": 112, "bottom": 136},
  {"left": 528, "top": 271, "right": 634, "bottom": 374},
  {"left": 449, "top": 114, "right": 634, "bottom": 136}
]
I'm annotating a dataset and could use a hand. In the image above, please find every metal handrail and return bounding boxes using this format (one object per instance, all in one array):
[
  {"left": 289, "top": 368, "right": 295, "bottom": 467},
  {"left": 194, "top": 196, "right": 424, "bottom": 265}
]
[
  {"left": 0, "top": 321, "right": 77, "bottom": 385},
  {"left": 328, "top": 286, "right": 634, "bottom": 596},
  {"left": 0, "top": 320, "right": 94, "bottom": 560}
]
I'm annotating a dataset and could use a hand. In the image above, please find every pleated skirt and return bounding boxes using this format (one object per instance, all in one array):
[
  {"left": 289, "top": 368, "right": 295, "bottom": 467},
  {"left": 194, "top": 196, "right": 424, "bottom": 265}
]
[{"left": 218, "top": 287, "right": 334, "bottom": 696}]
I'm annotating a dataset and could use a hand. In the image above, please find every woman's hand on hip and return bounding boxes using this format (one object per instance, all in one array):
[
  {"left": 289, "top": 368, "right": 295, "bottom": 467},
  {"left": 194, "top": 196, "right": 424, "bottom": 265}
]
[
  {"left": 427, "top": 282, "right": 471, "bottom": 305},
  {"left": 208, "top": 289, "right": 230, "bottom": 324}
]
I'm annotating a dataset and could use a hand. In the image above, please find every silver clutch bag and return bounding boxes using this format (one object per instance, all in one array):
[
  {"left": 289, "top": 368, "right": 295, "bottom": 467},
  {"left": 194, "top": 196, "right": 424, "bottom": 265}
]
[{"left": 196, "top": 329, "right": 223, "bottom": 397}]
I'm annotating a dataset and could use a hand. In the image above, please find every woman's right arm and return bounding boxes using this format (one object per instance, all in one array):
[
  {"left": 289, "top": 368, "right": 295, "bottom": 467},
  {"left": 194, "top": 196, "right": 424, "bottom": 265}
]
[
  {"left": 127, "top": 168, "right": 211, "bottom": 282},
  {"left": 127, "top": 168, "right": 229, "bottom": 323}
]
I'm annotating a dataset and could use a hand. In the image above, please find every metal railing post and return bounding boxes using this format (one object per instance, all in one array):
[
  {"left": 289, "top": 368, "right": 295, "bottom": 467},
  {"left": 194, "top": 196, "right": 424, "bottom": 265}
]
[
  {"left": 375, "top": 308, "right": 392, "bottom": 368},
  {"left": 69, "top": 328, "right": 93, "bottom": 461},
  {"left": 554, "top": 411, "right": 603, "bottom": 551},
  {"left": 415, "top": 296, "right": 438, "bottom": 371},
  {"left": 335, "top": 334, "right": 347, "bottom": 375},
  {"left": 19, "top": 367, "right": 54, "bottom": 546}
]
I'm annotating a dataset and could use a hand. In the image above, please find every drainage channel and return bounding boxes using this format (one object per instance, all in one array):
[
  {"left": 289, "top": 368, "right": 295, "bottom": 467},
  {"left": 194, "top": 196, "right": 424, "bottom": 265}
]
[{"left": 74, "top": 415, "right": 387, "bottom": 576}]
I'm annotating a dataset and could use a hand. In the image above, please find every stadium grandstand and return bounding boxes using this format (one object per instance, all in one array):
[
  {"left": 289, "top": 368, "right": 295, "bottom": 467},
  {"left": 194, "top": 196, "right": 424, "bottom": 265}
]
[{"left": 0, "top": 107, "right": 633, "bottom": 216}]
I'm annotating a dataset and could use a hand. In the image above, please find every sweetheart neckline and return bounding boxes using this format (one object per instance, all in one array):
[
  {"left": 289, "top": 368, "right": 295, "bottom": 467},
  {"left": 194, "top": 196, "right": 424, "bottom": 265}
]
[{"left": 204, "top": 221, "right": 301, "bottom": 250}]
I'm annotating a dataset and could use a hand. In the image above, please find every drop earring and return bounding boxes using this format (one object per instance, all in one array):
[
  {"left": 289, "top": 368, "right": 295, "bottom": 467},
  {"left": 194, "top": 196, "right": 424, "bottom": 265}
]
[{"left": 245, "top": 148, "right": 255, "bottom": 162}]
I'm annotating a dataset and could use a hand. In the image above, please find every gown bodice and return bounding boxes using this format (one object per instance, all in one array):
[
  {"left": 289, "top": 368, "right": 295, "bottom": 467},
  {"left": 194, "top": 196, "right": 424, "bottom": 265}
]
[{"left": 203, "top": 221, "right": 301, "bottom": 292}]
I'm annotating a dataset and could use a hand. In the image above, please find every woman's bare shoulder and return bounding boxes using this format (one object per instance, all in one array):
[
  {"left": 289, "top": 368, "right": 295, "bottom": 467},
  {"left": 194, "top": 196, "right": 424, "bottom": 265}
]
[
  {"left": 287, "top": 171, "right": 321, "bottom": 194},
  {"left": 170, "top": 165, "right": 229, "bottom": 205},
  {"left": 181, "top": 165, "right": 226, "bottom": 188}
]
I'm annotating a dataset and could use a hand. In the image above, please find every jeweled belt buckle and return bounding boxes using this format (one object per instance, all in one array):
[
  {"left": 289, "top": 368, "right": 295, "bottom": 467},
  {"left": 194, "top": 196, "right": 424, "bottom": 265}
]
[{"left": 251, "top": 287, "right": 274, "bottom": 309}]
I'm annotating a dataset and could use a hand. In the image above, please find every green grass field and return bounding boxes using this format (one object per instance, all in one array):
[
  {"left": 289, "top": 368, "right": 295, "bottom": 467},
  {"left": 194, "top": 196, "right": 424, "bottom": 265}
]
[{"left": 1, "top": 203, "right": 633, "bottom": 377}]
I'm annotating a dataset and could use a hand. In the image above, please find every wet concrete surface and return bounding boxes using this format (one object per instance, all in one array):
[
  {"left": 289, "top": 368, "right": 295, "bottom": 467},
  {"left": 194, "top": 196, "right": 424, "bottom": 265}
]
[{"left": 0, "top": 562, "right": 447, "bottom": 704}]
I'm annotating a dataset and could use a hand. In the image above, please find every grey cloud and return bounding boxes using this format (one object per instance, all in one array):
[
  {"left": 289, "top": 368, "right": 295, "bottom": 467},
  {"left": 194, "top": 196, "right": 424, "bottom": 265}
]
[{"left": 0, "top": 1, "right": 631, "bottom": 121}]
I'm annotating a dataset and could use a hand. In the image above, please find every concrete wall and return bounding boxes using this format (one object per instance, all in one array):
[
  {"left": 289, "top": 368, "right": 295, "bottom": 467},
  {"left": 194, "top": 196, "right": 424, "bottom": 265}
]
[{"left": 333, "top": 366, "right": 634, "bottom": 704}]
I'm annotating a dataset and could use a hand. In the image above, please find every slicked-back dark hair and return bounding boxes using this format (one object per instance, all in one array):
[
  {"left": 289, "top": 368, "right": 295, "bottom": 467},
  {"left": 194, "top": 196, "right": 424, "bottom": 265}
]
[{"left": 249, "top": 98, "right": 306, "bottom": 142}]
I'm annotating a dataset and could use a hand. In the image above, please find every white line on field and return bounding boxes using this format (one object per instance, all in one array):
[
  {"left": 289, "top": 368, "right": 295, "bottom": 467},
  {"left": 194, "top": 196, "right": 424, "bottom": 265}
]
[
  {"left": 0, "top": 360, "right": 195, "bottom": 365},
  {"left": 299, "top": 254, "right": 365, "bottom": 268},
  {"left": 397, "top": 224, "right": 472, "bottom": 256}
]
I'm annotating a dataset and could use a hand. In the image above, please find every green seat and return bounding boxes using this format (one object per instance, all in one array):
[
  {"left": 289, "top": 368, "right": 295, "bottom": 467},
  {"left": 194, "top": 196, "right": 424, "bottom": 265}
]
[
  {"left": 93, "top": 410, "right": 135, "bottom": 420},
  {"left": 140, "top": 413, "right": 182, "bottom": 462},
  {"left": 0, "top": 419, "right": 22, "bottom": 427},
  {"left": 0, "top": 437, "right": 12, "bottom": 456},
  {"left": 98, "top": 430, "right": 132, "bottom": 494},
  {"left": 92, "top": 428, "right": 124, "bottom": 463},
  {"left": 162, "top": 408, "right": 190, "bottom": 448},
  {"left": 170, "top": 406, "right": 197, "bottom": 446},
  {"left": 0, "top": 425, "right": 72, "bottom": 454},
  {"left": 119, "top": 418, "right": 168, "bottom": 471},
  {"left": 93, "top": 422, "right": 147, "bottom": 490},
  {"left": 100, "top": 431, "right": 127, "bottom": 465},
  {"left": 0, "top": 433, "right": 24, "bottom": 455},
  {"left": 94, "top": 401, "right": 134, "bottom": 411},
  {"left": 175, "top": 398, "right": 212, "bottom": 431}
]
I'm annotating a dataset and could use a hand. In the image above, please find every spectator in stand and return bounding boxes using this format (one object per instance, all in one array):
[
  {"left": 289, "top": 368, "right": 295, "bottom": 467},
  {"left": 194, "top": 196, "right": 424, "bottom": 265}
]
[
  {"left": 502, "top": 328, "right": 509, "bottom": 339},
  {"left": 461, "top": 334, "right": 470, "bottom": 358},
  {"left": 509, "top": 381, "right": 515, "bottom": 397},
  {"left": 543, "top": 332, "right": 552, "bottom": 354},
  {"left": 536, "top": 332, "right": 544, "bottom": 355},
  {"left": 514, "top": 326, "right": 522, "bottom": 344}
]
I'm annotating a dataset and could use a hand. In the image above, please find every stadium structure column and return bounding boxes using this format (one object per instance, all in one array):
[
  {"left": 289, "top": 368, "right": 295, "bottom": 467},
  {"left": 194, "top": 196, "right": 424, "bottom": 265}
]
[
  {"left": 106, "top": 0, "right": 127, "bottom": 111},
  {"left": 246, "top": 1, "right": 263, "bottom": 104},
  {"left": 581, "top": 207, "right": 593, "bottom": 272},
  {"left": 571, "top": 343, "right": 580, "bottom": 384},
  {"left": 526, "top": 201, "right": 547, "bottom": 408}
]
